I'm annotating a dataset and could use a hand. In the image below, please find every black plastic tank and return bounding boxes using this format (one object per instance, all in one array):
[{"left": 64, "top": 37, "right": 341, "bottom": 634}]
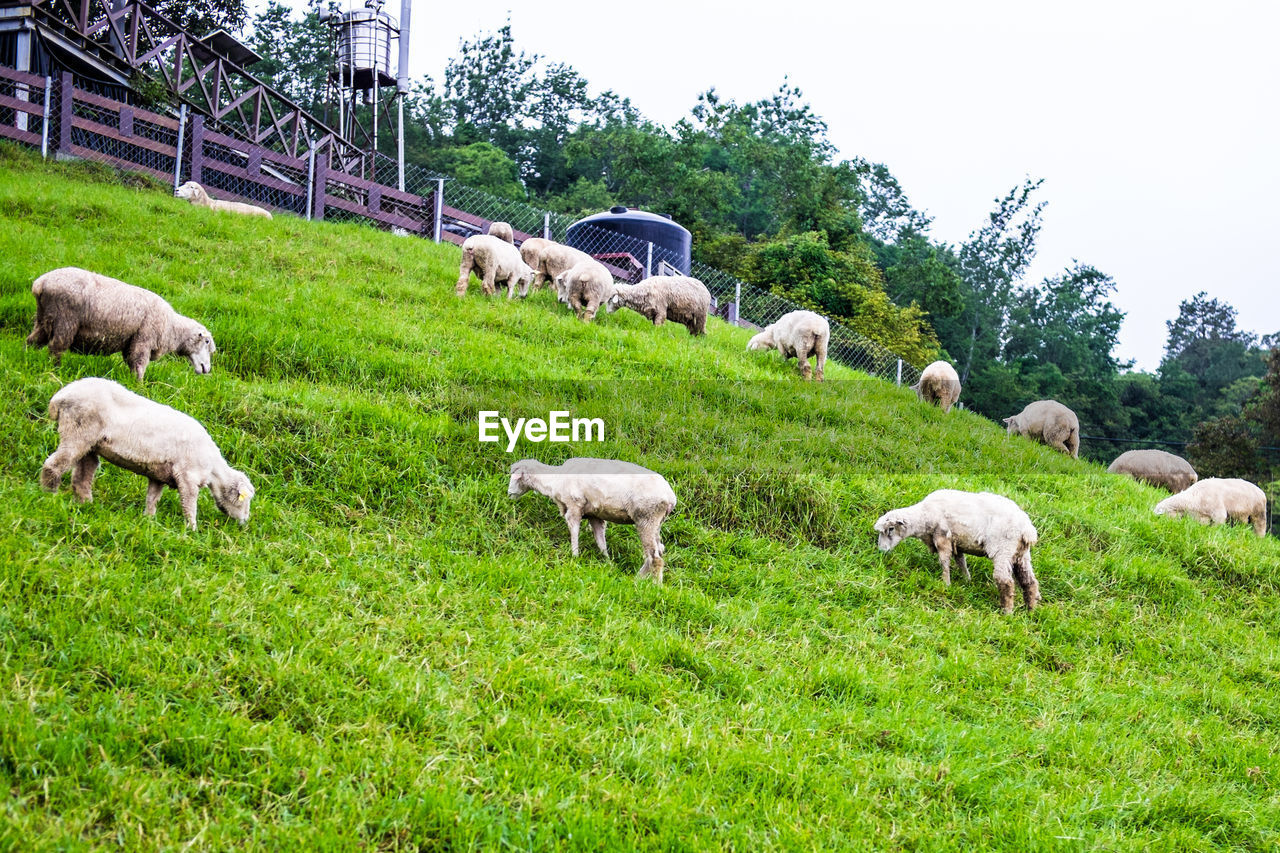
[{"left": 565, "top": 206, "right": 692, "bottom": 276}]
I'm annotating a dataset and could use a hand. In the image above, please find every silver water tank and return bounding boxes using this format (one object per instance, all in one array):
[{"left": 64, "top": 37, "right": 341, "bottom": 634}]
[{"left": 336, "top": 6, "right": 397, "bottom": 85}]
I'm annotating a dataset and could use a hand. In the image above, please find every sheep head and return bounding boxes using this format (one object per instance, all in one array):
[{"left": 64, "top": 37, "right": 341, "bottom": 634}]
[
  {"left": 175, "top": 181, "right": 206, "bottom": 203},
  {"left": 746, "top": 329, "right": 775, "bottom": 352},
  {"left": 180, "top": 324, "right": 216, "bottom": 375},
  {"left": 873, "top": 512, "right": 909, "bottom": 551},
  {"left": 508, "top": 461, "right": 535, "bottom": 497},
  {"left": 605, "top": 284, "right": 633, "bottom": 313},
  {"left": 213, "top": 472, "right": 255, "bottom": 525},
  {"left": 1002, "top": 415, "right": 1020, "bottom": 434}
]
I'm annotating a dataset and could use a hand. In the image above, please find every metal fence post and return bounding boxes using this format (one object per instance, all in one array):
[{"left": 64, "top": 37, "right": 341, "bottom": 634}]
[
  {"left": 56, "top": 71, "right": 73, "bottom": 157},
  {"left": 172, "top": 103, "right": 187, "bottom": 192},
  {"left": 733, "top": 279, "right": 742, "bottom": 325},
  {"left": 40, "top": 75, "right": 52, "bottom": 159},
  {"left": 896, "top": 359, "right": 903, "bottom": 387},
  {"left": 543, "top": 212, "right": 550, "bottom": 239},
  {"left": 645, "top": 242, "right": 653, "bottom": 279},
  {"left": 305, "top": 143, "right": 316, "bottom": 221},
  {"left": 432, "top": 177, "right": 444, "bottom": 242}
]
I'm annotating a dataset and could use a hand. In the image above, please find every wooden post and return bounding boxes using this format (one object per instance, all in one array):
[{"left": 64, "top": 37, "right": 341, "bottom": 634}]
[
  {"left": 118, "top": 105, "right": 133, "bottom": 138},
  {"left": 189, "top": 114, "right": 204, "bottom": 184},
  {"left": 311, "top": 143, "right": 328, "bottom": 221},
  {"left": 56, "top": 71, "right": 74, "bottom": 156}
]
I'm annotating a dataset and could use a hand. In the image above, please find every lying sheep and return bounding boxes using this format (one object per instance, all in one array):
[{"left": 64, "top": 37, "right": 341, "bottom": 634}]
[
  {"left": 1108, "top": 449, "right": 1198, "bottom": 493},
  {"left": 747, "top": 310, "right": 829, "bottom": 381},
  {"left": 175, "top": 180, "right": 272, "bottom": 219},
  {"left": 555, "top": 260, "right": 616, "bottom": 322},
  {"left": 874, "top": 489, "right": 1041, "bottom": 614},
  {"left": 1003, "top": 400, "right": 1080, "bottom": 459},
  {"left": 606, "top": 276, "right": 711, "bottom": 335},
  {"left": 911, "top": 360, "right": 961, "bottom": 412},
  {"left": 487, "top": 221, "right": 515, "bottom": 243},
  {"left": 41, "top": 378, "right": 254, "bottom": 530},
  {"left": 508, "top": 457, "right": 677, "bottom": 583},
  {"left": 1154, "top": 478, "right": 1267, "bottom": 536},
  {"left": 455, "top": 234, "right": 537, "bottom": 298},
  {"left": 26, "top": 266, "right": 216, "bottom": 381},
  {"left": 525, "top": 240, "right": 595, "bottom": 292}
]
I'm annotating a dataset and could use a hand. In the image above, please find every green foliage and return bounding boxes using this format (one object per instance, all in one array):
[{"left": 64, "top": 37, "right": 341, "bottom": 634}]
[
  {"left": 1, "top": 149, "right": 1280, "bottom": 848},
  {"left": 245, "top": 0, "right": 330, "bottom": 115},
  {"left": 424, "top": 142, "right": 526, "bottom": 200},
  {"left": 157, "top": 0, "right": 247, "bottom": 37},
  {"left": 1187, "top": 415, "right": 1261, "bottom": 479}
]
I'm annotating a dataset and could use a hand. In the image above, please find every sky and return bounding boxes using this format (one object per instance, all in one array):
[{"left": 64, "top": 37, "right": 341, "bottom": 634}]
[{"left": 275, "top": 0, "right": 1278, "bottom": 371}]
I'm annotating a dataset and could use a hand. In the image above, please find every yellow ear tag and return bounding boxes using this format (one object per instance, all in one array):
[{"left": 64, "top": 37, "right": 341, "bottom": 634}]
[{"left": 238, "top": 491, "right": 248, "bottom": 502}]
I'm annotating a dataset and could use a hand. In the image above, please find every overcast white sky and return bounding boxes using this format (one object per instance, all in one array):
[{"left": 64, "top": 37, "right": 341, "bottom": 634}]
[{"left": 286, "top": 0, "right": 1279, "bottom": 371}]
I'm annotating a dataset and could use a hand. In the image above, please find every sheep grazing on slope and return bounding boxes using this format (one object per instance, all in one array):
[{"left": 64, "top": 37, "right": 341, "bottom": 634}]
[
  {"left": 747, "top": 310, "right": 829, "bottom": 381},
  {"left": 911, "top": 360, "right": 961, "bottom": 412},
  {"left": 26, "top": 266, "right": 216, "bottom": 381},
  {"left": 508, "top": 457, "right": 678, "bottom": 583},
  {"left": 41, "top": 378, "right": 254, "bottom": 530},
  {"left": 554, "top": 260, "right": 616, "bottom": 322},
  {"left": 523, "top": 239, "right": 595, "bottom": 292},
  {"left": 1003, "top": 399, "right": 1080, "bottom": 459},
  {"left": 486, "top": 220, "right": 515, "bottom": 243},
  {"left": 874, "top": 489, "right": 1041, "bottom": 614},
  {"left": 1154, "top": 478, "right": 1268, "bottom": 536},
  {"left": 455, "top": 234, "right": 537, "bottom": 298},
  {"left": 175, "top": 180, "right": 272, "bottom": 218},
  {"left": 1108, "top": 449, "right": 1198, "bottom": 493},
  {"left": 606, "top": 275, "right": 711, "bottom": 335}
]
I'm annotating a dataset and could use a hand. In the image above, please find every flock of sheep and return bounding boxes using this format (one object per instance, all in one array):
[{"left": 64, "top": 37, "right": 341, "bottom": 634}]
[{"left": 19, "top": 187, "right": 1272, "bottom": 614}]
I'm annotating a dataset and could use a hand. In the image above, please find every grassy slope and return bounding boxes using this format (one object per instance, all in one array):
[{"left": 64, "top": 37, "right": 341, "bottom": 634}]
[{"left": 0, "top": 147, "right": 1278, "bottom": 851}]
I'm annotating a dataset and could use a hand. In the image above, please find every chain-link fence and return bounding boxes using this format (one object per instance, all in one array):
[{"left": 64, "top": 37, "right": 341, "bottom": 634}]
[{"left": 0, "top": 67, "right": 924, "bottom": 384}]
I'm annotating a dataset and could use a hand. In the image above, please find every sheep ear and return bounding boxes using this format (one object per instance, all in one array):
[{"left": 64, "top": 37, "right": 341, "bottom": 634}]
[
  {"left": 237, "top": 491, "right": 248, "bottom": 502},
  {"left": 1002, "top": 417, "right": 1013, "bottom": 425}
]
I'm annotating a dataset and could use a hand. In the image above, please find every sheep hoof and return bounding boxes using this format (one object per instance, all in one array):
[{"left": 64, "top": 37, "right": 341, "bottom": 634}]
[{"left": 39, "top": 467, "right": 60, "bottom": 491}]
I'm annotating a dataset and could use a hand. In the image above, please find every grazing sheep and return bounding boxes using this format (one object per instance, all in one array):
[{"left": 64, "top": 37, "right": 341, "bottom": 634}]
[
  {"left": 487, "top": 220, "right": 515, "bottom": 243},
  {"left": 524, "top": 240, "right": 596, "bottom": 292},
  {"left": 508, "top": 457, "right": 677, "bottom": 583},
  {"left": 1108, "top": 449, "right": 1198, "bottom": 493},
  {"left": 911, "top": 360, "right": 961, "bottom": 412},
  {"left": 26, "top": 266, "right": 216, "bottom": 381},
  {"left": 1154, "top": 478, "right": 1267, "bottom": 536},
  {"left": 175, "top": 180, "right": 272, "bottom": 219},
  {"left": 554, "top": 260, "right": 616, "bottom": 322},
  {"left": 874, "top": 489, "right": 1041, "bottom": 614},
  {"left": 1003, "top": 400, "right": 1080, "bottom": 459},
  {"left": 747, "top": 310, "right": 830, "bottom": 381},
  {"left": 606, "top": 276, "right": 711, "bottom": 335},
  {"left": 41, "top": 378, "right": 254, "bottom": 530},
  {"left": 455, "top": 234, "right": 537, "bottom": 298}
]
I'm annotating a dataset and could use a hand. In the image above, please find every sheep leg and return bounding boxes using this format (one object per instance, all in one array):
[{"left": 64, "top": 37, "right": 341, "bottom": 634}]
[
  {"left": 46, "top": 316, "right": 80, "bottom": 365},
  {"left": 957, "top": 552, "right": 971, "bottom": 582},
  {"left": 481, "top": 265, "right": 498, "bottom": 296},
  {"left": 589, "top": 518, "right": 608, "bottom": 558},
  {"left": 563, "top": 507, "right": 583, "bottom": 556},
  {"left": 1014, "top": 551, "right": 1041, "bottom": 610},
  {"left": 797, "top": 351, "right": 812, "bottom": 380},
  {"left": 26, "top": 304, "right": 49, "bottom": 347},
  {"left": 176, "top": 477, "right": 201, "bottom": 530},
  {"left": 992, "top": 558, "right": 1017, "bottom": 615},
  {"left": 932, "top": 533, "right": 953, "bottom": 585},
  {"left": 41, "top": 441, "right": 91, "bottom": 491},
  {"left": 635, "top": 519, "right": 665, "bottom": 584},
  {"left": 1066, "top": 430, "right": 1079, "bottom": 459},
  {"left": 813, "top": 338, "right": 827, "bottom": 382},
  {"left": 145, "top": 478, "right": 165, "bottom": 516},
  {"left": 455, "top": 248, "right": 477, "bottom": 296},
  {"left": 124, "top": 336, "right": 152, "bottom": 382},
  {"left": 70, "top": 452, "right": 100, "bottom": 502}
]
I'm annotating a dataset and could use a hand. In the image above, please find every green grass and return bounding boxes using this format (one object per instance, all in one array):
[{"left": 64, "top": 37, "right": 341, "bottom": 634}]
[{"left": 1, "top": 145, "right": 1278, "bottom": 851}]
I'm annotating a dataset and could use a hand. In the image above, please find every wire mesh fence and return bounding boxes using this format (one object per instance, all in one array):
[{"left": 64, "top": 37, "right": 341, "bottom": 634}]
[{"left": 0, "top": 67, "right": 925, "bottom": 384}]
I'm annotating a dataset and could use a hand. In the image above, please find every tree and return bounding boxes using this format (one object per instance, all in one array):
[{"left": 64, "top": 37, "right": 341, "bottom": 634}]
[
  {"left": 852, "top": 159, "right": 932, "bottom": 243},
  {"left": 1164, "top": 292, "right": 1256, "bottom": 360},
  {"left": 244, "top": 0, "right": 329, "bottom": 115},
  {"left": 161, "top": 0, "right": 247, "bottom": 37},
  {"left": 1187, "top": 416, "right": 1260, "bottom": 479},
  {"left": 954, "top": 178, "right": 1045, "bottom": 383},
  {"left": 442, "top": 22, "right": 536, "bottom": 159}
]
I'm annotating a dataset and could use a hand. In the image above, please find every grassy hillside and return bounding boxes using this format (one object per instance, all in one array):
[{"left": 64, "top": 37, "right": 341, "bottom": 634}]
[{"left": 1, "top": 145, "right": 1278, "bottom": 851}]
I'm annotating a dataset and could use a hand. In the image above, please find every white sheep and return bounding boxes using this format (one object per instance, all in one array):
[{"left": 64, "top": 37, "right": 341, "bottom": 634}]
[
  {"left": 455, "top": 234, "right": 537, "bottom": 298},
  {"left": 874, "top": 489, "right": 1041, "bottom": 614},
  {"left": 508, "top": 457, "right": 677, "bottom": 583},
  {"left": 26, "top": 266, "right": 216, "bottom": 381},
  {"left": 41, "top": 377, "right": 254, "bottom": 530},
  {"left": 910, "top": 360, "right": 961, "bottom": 412},
  {"left": 606, "top": 276, "right": 711, "bottom": 335},
  {"left": 175, "top": 180, "right": 272, "bottom": 219},
  {"left": 554, "top": 260, "right": 616, "bottom": 322},
  {"left": 1153, "top": 477, "right": 1267, "bottom": 536},
  {"left": 1003, "top": 400, "right": 1080, "bottom": 459},
  {"left": 523, "top": 239, "right": 596, "bottom": 292},
  {"left": 747, "top": 310, "right": 829, "bottom": 381},
  {"left": 1108, "top": 449, "right": 1198, "bottom": 493},
  {"left": 486, "top": 221, "right": 515, "bottom": 243}
]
